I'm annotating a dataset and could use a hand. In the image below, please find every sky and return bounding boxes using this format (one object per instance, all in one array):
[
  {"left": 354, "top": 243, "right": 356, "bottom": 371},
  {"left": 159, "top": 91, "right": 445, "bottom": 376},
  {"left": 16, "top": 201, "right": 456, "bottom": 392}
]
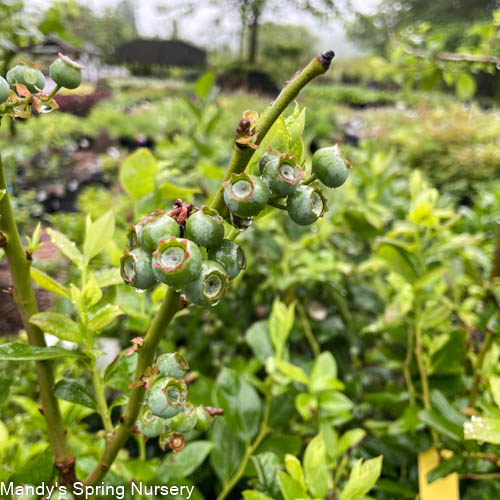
[{"left": 31, "top": 0, "right": 381, "bottom": 59}]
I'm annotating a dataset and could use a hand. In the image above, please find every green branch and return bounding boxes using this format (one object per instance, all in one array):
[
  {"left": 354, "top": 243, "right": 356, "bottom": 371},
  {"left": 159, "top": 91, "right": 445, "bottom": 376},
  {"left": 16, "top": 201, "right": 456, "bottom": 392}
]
[
  {"left": 0, "top": 157, "right": 76, "bottom": 484},
  {"left": 210, "top": 51, "right": 334, "bottom": 216},
  {"left": 84, "top": 287, "right": 181, "bottom": 486}
]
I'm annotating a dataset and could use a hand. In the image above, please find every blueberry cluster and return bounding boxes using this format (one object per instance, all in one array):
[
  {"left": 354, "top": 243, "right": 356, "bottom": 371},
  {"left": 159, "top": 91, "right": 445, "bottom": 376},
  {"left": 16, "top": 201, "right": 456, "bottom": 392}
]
[
  {"left": 225, "top": 144, "right": 350, "bottom": 226},
  {"left": 121, "top": 145, "right": 350, "bottom": 305},
  {"left": 137, "top": 352, "right": 217, "bottom": 445},
  {"left": 121, "top": 206, "right": 246, "bottom": 305},
  {"left": 0, "top": 53, "right": 83, "bottom": 105}
]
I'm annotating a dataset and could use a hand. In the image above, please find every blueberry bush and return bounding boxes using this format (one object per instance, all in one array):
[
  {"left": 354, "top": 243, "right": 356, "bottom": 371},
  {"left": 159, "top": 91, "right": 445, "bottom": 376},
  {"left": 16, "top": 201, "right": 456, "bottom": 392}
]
[{"left": 0, "top": 46, "right": 499, "bottom": 500}]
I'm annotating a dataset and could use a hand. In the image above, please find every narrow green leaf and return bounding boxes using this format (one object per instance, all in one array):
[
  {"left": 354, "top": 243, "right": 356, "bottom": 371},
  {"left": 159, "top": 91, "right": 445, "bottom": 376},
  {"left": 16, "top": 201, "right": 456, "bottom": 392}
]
[
  {"left": 337, "top": 429, "right": 366, "bottom": 457},
  {"left": 158, "top": 181, "right": 201, "bottom": 202},
  {"left": 47, "top": 228, "right": 84, "bottom": 269},
  {"left": 277, "top": 471, "right": 309, "bottom": 500},
  {"left": 194, "top": 72, "right": 215, "bottom": 100},
  {"left": 120, "top": 148, "right": 158, "bottom": 199},
  {"left": 304, "top": 433, "right": 328, "bottom": 498},
  {"left": 339, "top": 456, "right": 383, "bottom": 500},
  {"left": 490, "top": 378, "right": 500, "bottom": 410},
  {"left": 284, "top": 454, "right": 305, "bottom": 487},
  {"left": 0, "top": 343, "right": 81, "bottom": 361},
  {"left": 89, "top": 304, "right": 123, "bottom": 333},
  {"left": 83, "top": 273, "right": 102, "bottom": 308},
  {"left": 275, "top": 360, "right": 309, "bottom": 386},
  {"left": 30, "top": 267, "right": 71, "bottom": 299},
  {"left": 83, "top": 211, "right": 115, "bottom": 262},
  {"left": 418, "top": 409, "right": 463, "bottom": 441},
  {"left": 30, "top": 312, "right": 83, "bottom": 343},
  {"left": 53, "top": 379, "right": 96, "bottom": 409},
  {"left": 94, "top": 268, "right": 122, "bottom": 287},
  {"left": 242, "top": 491, "right": 274, "bottom": 500},
  {"left": 269, "top": 298, "right": 295, "bottom": 359}
]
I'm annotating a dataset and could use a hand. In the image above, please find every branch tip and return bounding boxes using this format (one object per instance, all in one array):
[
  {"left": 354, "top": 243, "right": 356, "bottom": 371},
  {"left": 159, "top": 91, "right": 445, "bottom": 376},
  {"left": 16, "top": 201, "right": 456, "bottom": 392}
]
[{"left": 317, "top": 50, "right": 335, "bottom": 70}]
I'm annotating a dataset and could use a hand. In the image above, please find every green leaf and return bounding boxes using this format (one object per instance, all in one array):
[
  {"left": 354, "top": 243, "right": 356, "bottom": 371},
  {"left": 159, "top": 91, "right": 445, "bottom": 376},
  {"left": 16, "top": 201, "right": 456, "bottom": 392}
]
[
  {"left": 94, "top": 268, "right": 122, "bottom": 288},
  {"left": 89, "top": 304, "right": 123, "bottom": 333},
  {"left": 30, "top": 267, "right": 71, "bottom": 299},
  {"left": 310, "top": 352, "right": 343, "bottom": 392},
  {"left": 47, "top": 228, "right": 84, "bottom": 269},
  {"left": 247, "top": 114, "right": 290, "bottom": 174},
  {"left": 83, "top": 273, "right": 102, "bottom": 308},
  {"left": 287, "top": 105, "right": 306, "bottom": 148},
  {"left": 277, "top": 471, "right": 310, "bottom": 500},
  {"left": 30, "top": 312, "right": 83, "bottom": 343},
  {"left": 377, "top": 243, "right": 418, "bottom": 283},
  {"left": 295, "top": 393, "right": 317, "bottom": 420},
  {"left": 284, "top": 454, "right": 305, "bottom": 487},
  {"left": 275, "top": 360, "right": 309, "bottom": 386},
  {"left": 53, "top": 379, "right": 96, "bottom": 409},
  {"left": 464, "top": 417, "right": 500, "bottom": 444},
  {"left": 251, "top": 452, "right": 282, "bottom": 498},
  {"left": 0, "top": 373, "right": 13, "bottom": 406},
  {"left": 490, "top": 377, "right": 500, "bottom": 410},
  {"left": 105, "top": 351, "right": 138, "bottom": 391},
  {"left": 209, "top": 418, "right": 245, "bottom": 485},
  {"left": 339, "top": 456, "right": 383, "bottom": 500},
  {"left": 120, "top": 148, "right": 158, "bottom": 199},
  {"left": 304, "top": 433, "right": 328, "bottom": 498},
  {"left": 158, "top": 181, "right": 201, "bottom": 202},
  {"left": 0, "top": 420, "right": 8, "bottom": 456},
  {"left": 215, "top": 368, "right": 262, "bottom": 441},
  {"left": 242, "top": 491, "right": 274, "bottom": 500},
  {"left": 160, "top": 441, "right": 213, "bottom": 480},
  {"left": 455, "top": 72, "right": 476, "bottom": 100},
  {"left": 430, "top": 390, "right": 466, "bottom": 428},
  {"left": 122, "top": 458, "right": 160, "bottom": 482},
  {"left": 337, "top": 429, "right": 366, "bottom": 457},
  {"left": 195, "top": 72, "right": 215, "bottom": 100},
  {"left": 418, "top": 409, "right": 463, "bottom": 441},
  {"left": 318, "top": 390, "right": 353, "bottom": 417},
  {"left": 0, "top": 342, "right": 80, "bottom": 361},
  {"left": 83, "top": 211, "right": 115, "bottom": 262},
  {"left": 269, "top": 298, "right": 295, "bottom": 359},
  {"left": 10, "top": 447, "right": 54, "bottom": 486},
  {"left": 245, "top": 321, "right": 274, "bottom": 363}
]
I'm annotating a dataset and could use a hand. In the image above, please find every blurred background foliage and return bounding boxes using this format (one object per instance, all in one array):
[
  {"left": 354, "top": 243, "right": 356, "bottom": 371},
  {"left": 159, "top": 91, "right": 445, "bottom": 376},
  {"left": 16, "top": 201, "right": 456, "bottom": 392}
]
[{"left": 0, "top": 0, "right": 499, "bottom": 499}]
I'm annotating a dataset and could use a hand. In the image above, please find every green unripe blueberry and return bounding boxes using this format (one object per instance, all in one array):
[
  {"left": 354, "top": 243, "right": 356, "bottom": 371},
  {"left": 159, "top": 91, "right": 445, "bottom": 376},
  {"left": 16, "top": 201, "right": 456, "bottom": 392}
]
[
  {"left": 50, "top": 490, "right": 76, "bottom": 500},
  {"left": 208, "top": 239, "right": 246, "bottom": 280},
  {"left": 157, "top": 352, "right": 189, "bottom": 379},
  {"left": 137, "top": 406, "right": 167, "bottom": 437},
  {"left": 194, "top": 405, "right": 214, "bottom": 432},
  {"left": 287, "top": 184, "right": 327, "bottom": 225},
  {"left": 166, "top": 403, "right": 198, "bottom": 433},
  {"left": 223, "top": 172, "right": 269, "bottom": 218},
  {"left": 148, "top": 377, "right": 187, "bottom": 419},
  {"left": 127, "top": 209, "right": 180, "bottom": 253},
  {"left": 262, "top": 154, "right": 304, "bottom": 196},
  {"left": 259, "top": 151, "right": 278, "bottom": 174},
  {"left": 152, "top": 237, "right": 202, "bottom": 289},
  {"left": 0, "top": 76, "right": 10, "bottom": 103},
  {"left": 312, "top": 144, "right": 350, "bottom": 188},
  {"left": 12, "top": 486, "right": 37, "bottom": 500},
  {"left": 7, "top": 65, "right": 45, "bottom": 93},
  {"left": 185, "top": 206, "right": 225, "bottom": 248},
  {"left": 184, "top": 260, "right": 230, "bottom": 306},
  {"left": 49, "top": 54, "right": 84, "bottom": 89},
  {"left": 120, "top": 247, "right": 157, "bottom": 290}
]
